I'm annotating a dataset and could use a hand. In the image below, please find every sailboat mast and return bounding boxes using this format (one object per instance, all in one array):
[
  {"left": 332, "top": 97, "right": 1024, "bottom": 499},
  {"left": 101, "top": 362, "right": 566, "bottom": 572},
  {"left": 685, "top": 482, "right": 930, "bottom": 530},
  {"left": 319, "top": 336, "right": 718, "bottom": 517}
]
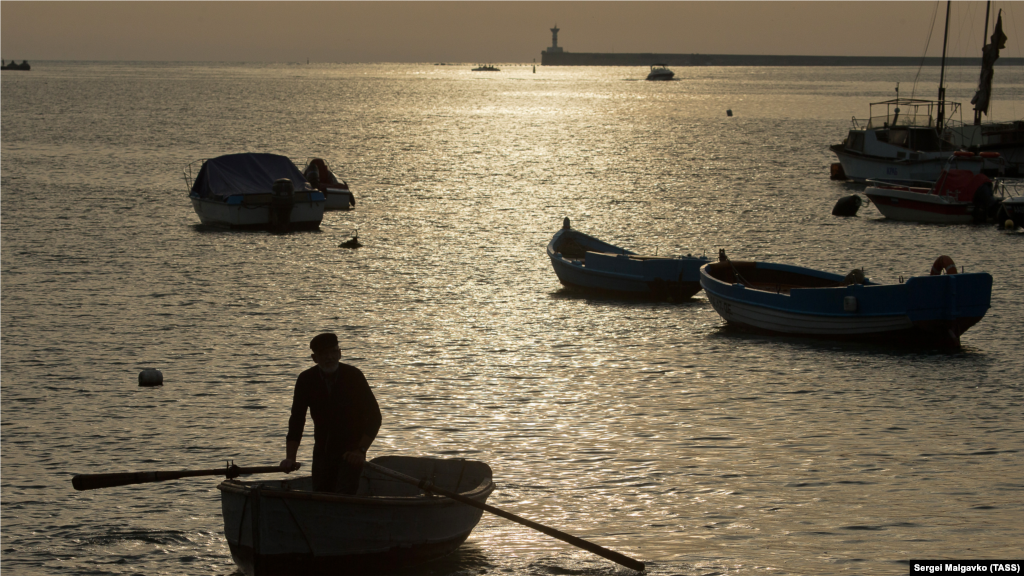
[
  {"left": 975, "top": 1, "right": 993, "bottom": 124},
  {"left": 937, "top": 0, "right": 951, "bottom": 131}
]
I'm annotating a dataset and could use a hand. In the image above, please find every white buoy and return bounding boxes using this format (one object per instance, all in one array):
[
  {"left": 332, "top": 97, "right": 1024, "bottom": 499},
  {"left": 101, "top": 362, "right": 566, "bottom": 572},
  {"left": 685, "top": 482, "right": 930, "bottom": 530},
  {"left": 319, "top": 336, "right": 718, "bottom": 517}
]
[{"left": 139, "top": 368, "right": 163, "bottom": 387}]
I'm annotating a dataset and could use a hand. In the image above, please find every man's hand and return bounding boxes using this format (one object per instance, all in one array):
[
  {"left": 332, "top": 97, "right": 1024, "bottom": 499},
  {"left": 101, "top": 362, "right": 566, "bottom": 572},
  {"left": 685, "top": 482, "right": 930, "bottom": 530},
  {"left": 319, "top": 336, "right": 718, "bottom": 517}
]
[
  {"left": 343, "top": 450, "right": 366, "bottom": 467},
  {"left": 279, "top": 458, "right": 301, "bottom": 473}
]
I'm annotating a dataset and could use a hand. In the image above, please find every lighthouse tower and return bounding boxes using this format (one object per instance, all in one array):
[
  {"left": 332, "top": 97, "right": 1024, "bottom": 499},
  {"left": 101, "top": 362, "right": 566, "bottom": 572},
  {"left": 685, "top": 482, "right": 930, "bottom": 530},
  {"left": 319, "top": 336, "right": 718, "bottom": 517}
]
[{"left": 548, "top": 25, "right": 563, "bottom": 53}]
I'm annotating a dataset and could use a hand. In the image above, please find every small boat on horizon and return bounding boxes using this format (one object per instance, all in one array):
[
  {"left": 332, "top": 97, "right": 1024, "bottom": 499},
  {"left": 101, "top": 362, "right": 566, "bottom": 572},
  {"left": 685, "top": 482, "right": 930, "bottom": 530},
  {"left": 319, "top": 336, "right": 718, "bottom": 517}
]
[
  {"left": 700, "top": 251, "right": 992, "bottom": 349},
  {"left": 547, "top": 217, "right": 710, "bottom": 301},
  {"left": 472, "top": 64, "right": 500, "bottom": 71},
  {"left": 302, "top": 157, "right": 355, "bottom": 210},
  {"left": 217, "top": 456, "right": 494, "bottom": 576},
  {"left": 1, "top": 59, "right": 31, "bottom": 71},
  {"left": 645, "top": 64, "right": 674, "bottom": 81},
  {"left": 185, "top": 153, "right": 325, "bottom": 231}
]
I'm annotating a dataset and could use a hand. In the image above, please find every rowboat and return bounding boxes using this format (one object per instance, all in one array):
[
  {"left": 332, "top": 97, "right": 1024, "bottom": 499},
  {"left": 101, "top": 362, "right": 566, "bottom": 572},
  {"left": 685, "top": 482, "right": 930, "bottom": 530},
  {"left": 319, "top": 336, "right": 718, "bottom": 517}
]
[
  {"left": 700, "top": 252, "right": 992, "bottom": 348},
  {"left": 547, "top": 217, "right": 710, "bottom": 300},
  {"left": 217, "top": 456, "right": 495, "bottom": 576}
]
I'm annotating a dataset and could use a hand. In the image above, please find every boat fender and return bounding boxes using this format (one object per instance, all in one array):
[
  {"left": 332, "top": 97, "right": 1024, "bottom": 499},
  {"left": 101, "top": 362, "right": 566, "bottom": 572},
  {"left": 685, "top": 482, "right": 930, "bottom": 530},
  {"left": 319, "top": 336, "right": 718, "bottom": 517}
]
[
  {"left": 830, "top": 163, "right": 847, "bottom": 181},
  {"left": 139, "top": 368, "right": 163, "bottom": 387},
  {"left": 726, "top": 109, "right": 733, "bottom": 117},
  {"left": 563, "top": 217, "right": 571, "bottom": 229},
  {"left": 831, "top": 194, "right": 863, "bottom": 216},
  {"left": 930, "top": 255, "right": 957, "bottom": 276}
]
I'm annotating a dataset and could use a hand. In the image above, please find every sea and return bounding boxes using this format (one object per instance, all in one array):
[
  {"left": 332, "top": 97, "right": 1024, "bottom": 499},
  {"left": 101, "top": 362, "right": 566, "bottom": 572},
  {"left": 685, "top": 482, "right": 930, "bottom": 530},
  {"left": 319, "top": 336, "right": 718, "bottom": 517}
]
[{"left": 2, "top": 61, "right": 1022, "bottom": 576}]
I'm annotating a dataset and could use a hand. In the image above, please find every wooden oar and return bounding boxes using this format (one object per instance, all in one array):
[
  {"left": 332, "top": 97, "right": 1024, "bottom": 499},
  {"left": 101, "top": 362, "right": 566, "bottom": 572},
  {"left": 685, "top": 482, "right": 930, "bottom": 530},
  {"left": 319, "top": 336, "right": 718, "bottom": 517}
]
[
  {"left": 71, "top": 462, "right": 296, "bottom": 491},
  {"left": 365, "top": 461, "right": 645, "bottom": 572}
]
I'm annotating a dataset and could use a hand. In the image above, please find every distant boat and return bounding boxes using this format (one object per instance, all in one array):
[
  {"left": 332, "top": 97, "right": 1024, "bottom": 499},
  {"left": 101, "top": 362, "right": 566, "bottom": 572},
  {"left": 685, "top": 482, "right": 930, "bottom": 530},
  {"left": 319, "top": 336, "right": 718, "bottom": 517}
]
[
  {"left": 302, "top": 157, "right": 355, "bottom": 210},
  {"left": 184, "top": 153, "right": 324, "bottom": 231},
  {"left": 700, "top": 251, "right": 992, "bottom": 348},
  {"left": 1, "top": 60, "right": 31, "bottom": 71},
  {"left": 472, "top": 65, "right": 499, "bottom": 71},
  {"left": 547, "top": 217, "right": 710, "bottom": 300},
  {"left": 218, "top": 456, "right": 494, "bottom": 576},
  {"left": 645, "top": 64, "right": 673, "bottom": 81}
]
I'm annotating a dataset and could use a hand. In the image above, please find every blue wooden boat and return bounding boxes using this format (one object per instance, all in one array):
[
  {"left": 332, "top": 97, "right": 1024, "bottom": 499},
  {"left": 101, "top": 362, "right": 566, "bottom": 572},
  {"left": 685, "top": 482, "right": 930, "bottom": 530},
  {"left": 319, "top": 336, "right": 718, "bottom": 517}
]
[
  {"left": 217, "top": 456, "right": 494, "bottom": 576},
  {"left": 547, "top": 217, "right": 710, "bottom": 300},
  {"left": 699, "top": 252, "right": 992, "bottom": 348}
]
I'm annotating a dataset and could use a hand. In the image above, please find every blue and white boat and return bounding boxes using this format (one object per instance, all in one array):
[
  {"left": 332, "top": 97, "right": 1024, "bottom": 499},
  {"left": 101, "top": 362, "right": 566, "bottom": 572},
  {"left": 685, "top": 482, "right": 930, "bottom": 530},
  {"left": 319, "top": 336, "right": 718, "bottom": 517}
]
[
  {"left": 547, "top": 217, "right": 711, "bottom": 301},
  {"left": 185, "top": 153, "right": 325, "bottom": 231},
  {"left": 700, "top": 251, "right": 992, "bottom": 348}
]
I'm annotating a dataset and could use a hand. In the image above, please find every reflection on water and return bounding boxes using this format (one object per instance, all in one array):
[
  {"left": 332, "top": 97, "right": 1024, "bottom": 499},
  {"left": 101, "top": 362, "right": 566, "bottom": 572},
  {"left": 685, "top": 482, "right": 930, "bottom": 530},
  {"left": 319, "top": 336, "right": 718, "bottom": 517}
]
[{"left": 2, "top": 62, "right": 1022, "bottom": 575}]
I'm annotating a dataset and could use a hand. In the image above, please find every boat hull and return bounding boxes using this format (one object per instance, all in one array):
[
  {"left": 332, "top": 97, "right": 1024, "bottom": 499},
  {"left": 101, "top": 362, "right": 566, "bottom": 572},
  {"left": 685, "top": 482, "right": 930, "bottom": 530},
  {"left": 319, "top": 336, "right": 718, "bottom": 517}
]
[
  {"left": 190, "top": 195, "right": 324, "bottom": 230},
  {"left": 830, "top": 145, "right": 986, "bottom": 184},
  {"left": 864, "top": 186, "right": 975, "bottom": 223},
  {"left": 547, "top": 223, "right": 709, "bottom": 300},
  {"left": 700, "top": 261, "right": 991, "bottom": 348},
  {"left": 1000, "top": 197, "right": 1024, "bottom": 227},
  {"left": 324, "top": 188, "right": 355, "bottom": 210},
  {"left": 217, "top": 456, "right": 494, "bottom": 576}
]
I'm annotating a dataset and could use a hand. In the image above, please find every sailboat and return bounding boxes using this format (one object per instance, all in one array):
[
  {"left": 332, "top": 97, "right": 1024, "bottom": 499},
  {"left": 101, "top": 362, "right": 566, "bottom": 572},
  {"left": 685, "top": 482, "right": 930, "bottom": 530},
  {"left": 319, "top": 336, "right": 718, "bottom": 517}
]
[
  {"left": 830, "top": 2, "right": 1017, "bottom": 183},
  {"left": 949, "top": 6, "right": 1024, "bottom": 176}
]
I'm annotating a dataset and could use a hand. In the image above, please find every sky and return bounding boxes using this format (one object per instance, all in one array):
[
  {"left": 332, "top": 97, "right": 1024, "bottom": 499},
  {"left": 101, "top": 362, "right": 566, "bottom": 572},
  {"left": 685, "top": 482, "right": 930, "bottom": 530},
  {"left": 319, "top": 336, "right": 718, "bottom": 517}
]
[{"left": 2, "top": 1, "right": 1023, "bottom": 63}]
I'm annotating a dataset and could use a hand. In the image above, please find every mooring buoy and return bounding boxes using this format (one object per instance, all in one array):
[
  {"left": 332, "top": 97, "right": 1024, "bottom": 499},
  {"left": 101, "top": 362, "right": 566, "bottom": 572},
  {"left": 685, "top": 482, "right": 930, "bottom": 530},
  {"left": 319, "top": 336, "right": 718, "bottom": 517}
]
[{"left": 138, "top": 368, "right": 163, "bottom": 387}]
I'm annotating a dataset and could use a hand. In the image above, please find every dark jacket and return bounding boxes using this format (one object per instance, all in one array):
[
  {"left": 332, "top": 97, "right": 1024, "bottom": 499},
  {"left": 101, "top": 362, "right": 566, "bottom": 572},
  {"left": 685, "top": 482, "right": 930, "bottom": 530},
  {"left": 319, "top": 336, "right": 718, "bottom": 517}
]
[{"left": 286, "top": 363, "right": 381, "bottom": 457}]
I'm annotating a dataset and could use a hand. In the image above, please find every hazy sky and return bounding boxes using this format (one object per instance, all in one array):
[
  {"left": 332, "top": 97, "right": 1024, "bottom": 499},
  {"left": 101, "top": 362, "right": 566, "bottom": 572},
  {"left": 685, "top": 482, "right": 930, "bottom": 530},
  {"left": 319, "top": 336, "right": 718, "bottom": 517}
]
[{"left": 2, "top": 1, "right": 1023, "bottom": 63}]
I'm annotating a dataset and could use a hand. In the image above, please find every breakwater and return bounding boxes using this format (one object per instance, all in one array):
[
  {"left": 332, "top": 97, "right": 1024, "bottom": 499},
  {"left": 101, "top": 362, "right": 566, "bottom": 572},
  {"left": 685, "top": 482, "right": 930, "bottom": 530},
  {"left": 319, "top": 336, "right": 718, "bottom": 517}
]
[{"left": 541, "top": 51, "right": 1024, "bottom": 67}]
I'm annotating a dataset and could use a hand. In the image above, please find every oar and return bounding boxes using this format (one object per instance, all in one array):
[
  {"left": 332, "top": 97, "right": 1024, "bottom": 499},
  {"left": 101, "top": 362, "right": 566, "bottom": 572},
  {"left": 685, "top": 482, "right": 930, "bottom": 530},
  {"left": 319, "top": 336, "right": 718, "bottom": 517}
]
[
  {"left": 71, "top": 462, "right": 297, "bottom": 491},
  {"left": 365, "top": 461, "right": 645, "bottom": 572}
]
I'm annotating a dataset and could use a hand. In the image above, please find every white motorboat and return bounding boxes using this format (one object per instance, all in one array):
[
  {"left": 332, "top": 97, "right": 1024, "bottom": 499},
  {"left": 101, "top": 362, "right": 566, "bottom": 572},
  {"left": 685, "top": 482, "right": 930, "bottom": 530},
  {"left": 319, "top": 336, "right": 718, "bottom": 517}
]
[
  {"left": 302, "top": 158, "right": 355, "bottom": 210},
  {"left": 995, "top": 179, "right": 1024, "bottom": 228},
  {"left": 864, "top": 160, "right": 1001, "bottom": 224},
  {"left": 646, "top": 64, "right": 674, "bottom": 81},
  {"left": 185, "top": 153, "right": 324, "bottom": 231}
]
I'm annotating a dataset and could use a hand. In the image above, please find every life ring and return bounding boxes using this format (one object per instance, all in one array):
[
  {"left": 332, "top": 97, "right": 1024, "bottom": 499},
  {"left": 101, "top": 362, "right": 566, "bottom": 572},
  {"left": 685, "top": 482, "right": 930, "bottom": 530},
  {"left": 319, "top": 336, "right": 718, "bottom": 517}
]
[{"left": 930, "top": 255, "right": 957, "bottom": 275}]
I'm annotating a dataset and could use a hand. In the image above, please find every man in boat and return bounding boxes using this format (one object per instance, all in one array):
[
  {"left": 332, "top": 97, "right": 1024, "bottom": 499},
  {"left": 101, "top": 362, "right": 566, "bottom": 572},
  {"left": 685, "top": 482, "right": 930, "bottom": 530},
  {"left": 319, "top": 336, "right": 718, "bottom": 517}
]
[{"left": 280, "top": 332, "right": 382, "bottom": 494}]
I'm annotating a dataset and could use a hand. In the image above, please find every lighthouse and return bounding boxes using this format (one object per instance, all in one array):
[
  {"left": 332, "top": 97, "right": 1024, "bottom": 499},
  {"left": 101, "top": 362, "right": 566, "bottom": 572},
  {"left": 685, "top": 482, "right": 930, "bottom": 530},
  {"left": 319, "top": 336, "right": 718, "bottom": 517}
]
[{"left": 548, "top": 24, "right": 563, "bottom": 53}]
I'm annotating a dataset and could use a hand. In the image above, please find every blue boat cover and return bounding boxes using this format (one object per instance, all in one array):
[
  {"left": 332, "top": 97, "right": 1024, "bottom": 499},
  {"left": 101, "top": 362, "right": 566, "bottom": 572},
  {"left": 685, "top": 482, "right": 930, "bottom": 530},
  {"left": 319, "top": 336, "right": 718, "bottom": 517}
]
[{"left": 190, "top": 153, "right": 311, "bottom": 199}]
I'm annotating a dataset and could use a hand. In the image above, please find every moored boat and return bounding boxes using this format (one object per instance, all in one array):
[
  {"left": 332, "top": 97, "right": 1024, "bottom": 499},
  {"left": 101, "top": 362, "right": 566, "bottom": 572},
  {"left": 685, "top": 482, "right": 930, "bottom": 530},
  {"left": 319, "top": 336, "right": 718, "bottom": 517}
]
[
  {"left": 864, "top": 162, "right": 1000, "bottom": 224},
  {"left": 547, "top": 217, "right": 710, "bottom": 301},
  {"left": 185, "top": 153, "right": 325, "bottom": 231},
  {"left": 302, "top": 157, "right": 355, "bottom": 210},
  {"left": 700, "top": 251, "right": 992, "bottom": 348},
  {"left": 217, "top": 456, "right": 494, "bottom": 576},
  {"left": 995, "top": 178, "right": 1024, "bottom": 228}
]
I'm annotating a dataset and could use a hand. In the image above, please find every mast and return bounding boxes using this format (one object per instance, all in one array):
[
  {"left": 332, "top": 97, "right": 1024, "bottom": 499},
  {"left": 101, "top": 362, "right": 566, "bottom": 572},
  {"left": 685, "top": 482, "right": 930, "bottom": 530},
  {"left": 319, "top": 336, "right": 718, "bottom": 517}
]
[
  {"left": 937, "top": 0, "right": 951, "bottom": 131},
  {"left": 976, "top": 1, "right": 992, "bottom": 125}
]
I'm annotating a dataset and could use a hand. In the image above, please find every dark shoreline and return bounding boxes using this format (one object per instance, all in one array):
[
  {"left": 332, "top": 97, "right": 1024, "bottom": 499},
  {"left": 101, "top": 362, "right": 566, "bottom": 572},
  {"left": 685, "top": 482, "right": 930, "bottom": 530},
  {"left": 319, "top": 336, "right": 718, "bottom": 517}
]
[{"left": 540, "top": 52, "right": 1024, "bottom": 67}]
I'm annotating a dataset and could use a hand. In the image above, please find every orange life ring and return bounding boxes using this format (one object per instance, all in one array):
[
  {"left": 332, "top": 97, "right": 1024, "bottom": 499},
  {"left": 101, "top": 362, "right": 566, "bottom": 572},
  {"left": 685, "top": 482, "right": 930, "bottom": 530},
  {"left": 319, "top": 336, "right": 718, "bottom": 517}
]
[{"left": 930, "top": 255, "right": 957, "bottom": 275}]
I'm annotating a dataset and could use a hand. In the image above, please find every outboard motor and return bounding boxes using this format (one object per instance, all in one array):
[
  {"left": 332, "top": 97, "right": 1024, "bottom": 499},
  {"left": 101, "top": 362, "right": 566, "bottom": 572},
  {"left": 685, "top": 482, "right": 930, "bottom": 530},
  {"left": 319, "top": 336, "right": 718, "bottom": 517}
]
[
  {"left": 971, "top": 181, "right": 996, "bottom": 223},
  {"left": 832, "top": 194, "right": 863, "bottom": 217},
  {"left": 269, "top": 178, "right": 295, "bottom": 232}
]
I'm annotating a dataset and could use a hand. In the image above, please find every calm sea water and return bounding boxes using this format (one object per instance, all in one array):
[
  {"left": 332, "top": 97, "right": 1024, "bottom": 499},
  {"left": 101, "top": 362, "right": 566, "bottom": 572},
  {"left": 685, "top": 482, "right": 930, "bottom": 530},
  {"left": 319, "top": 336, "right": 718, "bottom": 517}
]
[{"left": 2, "top": 61, "right": 1022, "bottom": 576}]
